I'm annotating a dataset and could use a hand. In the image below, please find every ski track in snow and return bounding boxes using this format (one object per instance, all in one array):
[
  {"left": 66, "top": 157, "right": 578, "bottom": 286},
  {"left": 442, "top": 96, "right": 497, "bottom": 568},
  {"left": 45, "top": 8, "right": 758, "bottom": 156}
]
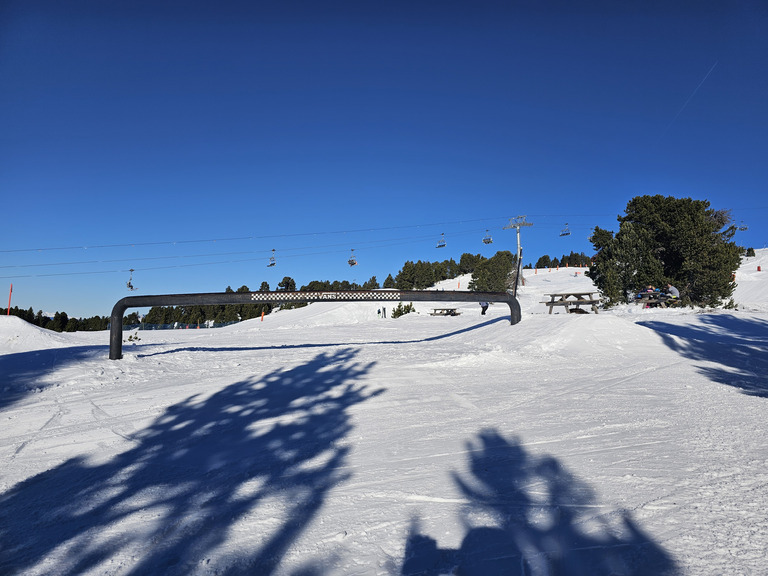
[{"left": 2, "top": 252, "right": 768, "bottom": 575}]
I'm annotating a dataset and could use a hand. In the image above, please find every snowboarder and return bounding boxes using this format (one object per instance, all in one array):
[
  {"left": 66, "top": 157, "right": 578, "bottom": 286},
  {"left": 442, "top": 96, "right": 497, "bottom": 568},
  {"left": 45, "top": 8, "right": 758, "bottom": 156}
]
[{"left": 479, "top": 302, "right": 489, "bottom": 315}]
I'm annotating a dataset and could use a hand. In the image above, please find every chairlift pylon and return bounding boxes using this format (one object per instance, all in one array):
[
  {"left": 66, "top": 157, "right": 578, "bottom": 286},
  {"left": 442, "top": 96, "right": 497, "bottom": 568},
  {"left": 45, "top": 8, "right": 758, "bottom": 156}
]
[
  {"left": 560, "top": 223, "right": 571, "bottom": 237},
  {"left": 436, "top": 232, "right": 446, "bottom": 248},
  {"left": 482, "top": 229, "right": 493, "bottom": 244},
  {"left": 126, "top": 268, "right": 136, "bottom": 291},
  {"left": 267, "top": 249, "right": 276, "bottom": 267},
  {"left": 348, "top": 249, "right": 358, "bottom": 266}
]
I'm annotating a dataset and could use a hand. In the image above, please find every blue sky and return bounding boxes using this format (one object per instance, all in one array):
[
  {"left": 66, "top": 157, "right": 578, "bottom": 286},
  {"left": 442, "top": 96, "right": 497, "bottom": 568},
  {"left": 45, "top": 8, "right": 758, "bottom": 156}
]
[{"left": 2, "top": 1, "right": 766, "bottom": 318}]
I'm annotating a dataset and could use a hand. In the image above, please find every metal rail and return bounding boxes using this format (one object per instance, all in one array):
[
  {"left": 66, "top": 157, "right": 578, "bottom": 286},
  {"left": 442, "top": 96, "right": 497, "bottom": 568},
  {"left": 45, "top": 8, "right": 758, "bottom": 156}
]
[{"left": 109, "top": 289, "right": 521, "bottom": 360}]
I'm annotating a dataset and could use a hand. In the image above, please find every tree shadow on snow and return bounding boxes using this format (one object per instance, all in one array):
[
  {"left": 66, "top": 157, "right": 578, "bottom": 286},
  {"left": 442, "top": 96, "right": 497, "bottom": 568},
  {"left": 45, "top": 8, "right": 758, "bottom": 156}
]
[
  {"left": 638, "top": 314, "right": 768, "bottom": 398},
  {"left": 401, "top": 430, "right": 678, "bottom": 576},
  {"left": 0, "top": 345, "right": 108, "bottom": 410},
  {"left": 0, "top": 348, "right": 382, "bottom": 575}
]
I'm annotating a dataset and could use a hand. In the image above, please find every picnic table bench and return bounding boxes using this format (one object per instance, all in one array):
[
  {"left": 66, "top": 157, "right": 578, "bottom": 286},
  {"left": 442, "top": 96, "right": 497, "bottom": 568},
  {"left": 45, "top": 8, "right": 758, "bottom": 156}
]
[
  {"left": 635, "top": 292, "right": 681, "bottom": 308},
  {"left": 430, "top": 308, "right": 461, "bottom": 316},
  {"left": 540, "top": 292, "right": 601, "bottom": 314}
]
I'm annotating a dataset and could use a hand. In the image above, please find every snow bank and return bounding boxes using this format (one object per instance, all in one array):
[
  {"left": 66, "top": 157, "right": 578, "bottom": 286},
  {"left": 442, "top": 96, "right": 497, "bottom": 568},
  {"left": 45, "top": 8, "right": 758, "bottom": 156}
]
[{"left": 0, "top": 315, "right": 74, "bottom": 353}]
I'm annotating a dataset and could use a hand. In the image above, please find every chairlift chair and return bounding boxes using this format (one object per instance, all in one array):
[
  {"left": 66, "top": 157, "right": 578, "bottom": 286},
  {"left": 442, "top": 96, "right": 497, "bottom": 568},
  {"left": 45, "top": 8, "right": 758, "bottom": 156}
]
[
  {"left": 267, "top": 249, "right": 276, "bottom": 267},
  {"left": 482, "top": 230, "right": 493, "bottom": 244},
  {"left": 559, "top": 223, "right": 571, "bottom": 237},
  {"left": 126, "top": 269, "right": 136, "bottom": 291},
  {"left": 348, "top": 249, "right": 358, "bottom": 266},
  {"left": 436, "top": 233, "right": 446, "bottom": 248},
  {"left": 738, "top": 221, "right": 748, "bottom": 231}
]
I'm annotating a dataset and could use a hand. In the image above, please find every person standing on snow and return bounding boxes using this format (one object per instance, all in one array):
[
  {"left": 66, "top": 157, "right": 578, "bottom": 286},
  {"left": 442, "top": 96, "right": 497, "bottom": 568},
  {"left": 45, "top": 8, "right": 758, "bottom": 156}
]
[{"left": 479, "top": 302, "right": 489, "bottom": 315}]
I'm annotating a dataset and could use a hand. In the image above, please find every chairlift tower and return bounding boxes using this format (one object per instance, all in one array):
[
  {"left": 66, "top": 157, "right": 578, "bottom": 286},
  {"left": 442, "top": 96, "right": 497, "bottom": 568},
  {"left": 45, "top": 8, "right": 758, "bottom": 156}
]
[
  {"left": 503, "top": 216, "right": 533, "bottom": 263},
  {"left": 503, "top": 216, "right": 533, "bottom": 288}
]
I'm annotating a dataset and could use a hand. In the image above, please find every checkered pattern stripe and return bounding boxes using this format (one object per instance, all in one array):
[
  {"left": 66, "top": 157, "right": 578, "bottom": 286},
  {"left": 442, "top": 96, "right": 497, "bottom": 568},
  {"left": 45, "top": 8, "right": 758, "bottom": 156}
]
[{"left": 250, "top": 291, "right": 404, "bottom": 302}]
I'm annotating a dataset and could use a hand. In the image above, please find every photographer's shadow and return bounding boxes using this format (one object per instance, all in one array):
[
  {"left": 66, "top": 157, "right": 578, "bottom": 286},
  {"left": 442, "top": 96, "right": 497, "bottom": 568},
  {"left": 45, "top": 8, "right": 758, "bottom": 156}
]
[{"left": 402, "top": 430, "right": 677, "bottom": 576}]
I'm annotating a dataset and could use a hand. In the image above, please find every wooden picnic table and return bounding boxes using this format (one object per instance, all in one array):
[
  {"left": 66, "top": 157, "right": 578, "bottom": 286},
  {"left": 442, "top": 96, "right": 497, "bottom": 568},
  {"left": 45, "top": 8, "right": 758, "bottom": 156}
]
[
  {"left": 430, "top": 308, "right": 460, "bottom": 316},
  {"left": 635, "top": 292, "right": 680, "bottom": 308},
  {"left": 540, "top": 292, "right": 601, "bottom": 314}
]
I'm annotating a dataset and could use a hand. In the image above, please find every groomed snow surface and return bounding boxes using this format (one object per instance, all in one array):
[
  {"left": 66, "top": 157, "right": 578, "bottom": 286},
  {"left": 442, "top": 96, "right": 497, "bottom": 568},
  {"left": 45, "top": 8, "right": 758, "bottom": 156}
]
[{"left": 2, "top": 251, "right": 768, "bottom": 575}]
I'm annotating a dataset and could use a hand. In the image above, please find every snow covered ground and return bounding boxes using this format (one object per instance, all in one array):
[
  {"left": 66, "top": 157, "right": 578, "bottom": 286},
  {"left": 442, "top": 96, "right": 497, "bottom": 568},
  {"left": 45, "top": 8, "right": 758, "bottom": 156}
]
[{"left": 2, "top": 251, "right": 767, "bottom": 575}]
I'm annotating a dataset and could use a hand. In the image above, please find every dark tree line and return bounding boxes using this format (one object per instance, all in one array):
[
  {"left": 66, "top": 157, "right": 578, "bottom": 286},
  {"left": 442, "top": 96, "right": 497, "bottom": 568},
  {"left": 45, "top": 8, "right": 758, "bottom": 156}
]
[
  {"left": 393, "top": 255, "right": 481, "bottom": 290},
  {"left": 534, "top": 252, "right": 592, "bottom": 269},
  {"left": 0, "top": 306, "right": 111, "bottom": 332},
  {"left": 142, "top": 284, "right": 274, "bottom": 326},
  {"left": 3, "top": 252, "right": 517, "bottom": 332}
]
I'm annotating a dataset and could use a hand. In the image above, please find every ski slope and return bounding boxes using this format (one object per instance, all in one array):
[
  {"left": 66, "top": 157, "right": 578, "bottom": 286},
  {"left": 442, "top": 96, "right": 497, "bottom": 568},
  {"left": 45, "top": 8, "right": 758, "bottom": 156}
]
[{"left": 2, "top": 252, "right": 768, "bottom": 575}]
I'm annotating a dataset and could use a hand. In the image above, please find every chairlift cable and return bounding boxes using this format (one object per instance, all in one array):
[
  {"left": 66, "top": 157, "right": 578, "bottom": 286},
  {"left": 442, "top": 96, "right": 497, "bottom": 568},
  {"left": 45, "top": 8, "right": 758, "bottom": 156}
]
[
  {"left": 0, "top": 228, "right": 487, "bottom": 279},
  {"left": 0, "top": 217, "right": 505, "bottom": 254}
]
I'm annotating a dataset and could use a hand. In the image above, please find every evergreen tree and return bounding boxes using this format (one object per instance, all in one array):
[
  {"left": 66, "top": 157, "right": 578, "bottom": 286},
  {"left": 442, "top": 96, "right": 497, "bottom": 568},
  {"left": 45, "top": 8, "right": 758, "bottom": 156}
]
[
  {"left": 469, "top": 251, "right": 515, "bottom": 292},
  {"left": 459, "top": 253, "right": 486, "bottom": 274},
  {"left": 413, "top": 260, "right": 436, "bottom": 289},
  {"left": 277, "top": 277, "right": 296, "bottom": 291},
  {"left": 395, "top": 261, "right": 416, "bottom": 290},
  {"left": 391, "top": 302, "right": 415, "bottom": 318},
  {"left": 303, "top": 280, "right": 332, "bottom": 291},
  {"left": 442, "top": 258, "right": 460, "bottom": 279},
  {"left": 222, "top": 306, "right": 240, "bottom": 323},
  {"left": 124, "top": 312, "right": 141, "bottom": 326},
  {"left": 362, "top": 276, "right": 380, "bottom": 290},
  {"left": 277, "top": 277, "right": 305, "bottom": 309},
  {"left": 383, "top": 274, "right": 396, "bottom": 288},
  {"left": 50, "top": 311, "right": 68, "bottom": 332},
  {"left": 589, "top": 195, "right": 741, "bottom": 306}
]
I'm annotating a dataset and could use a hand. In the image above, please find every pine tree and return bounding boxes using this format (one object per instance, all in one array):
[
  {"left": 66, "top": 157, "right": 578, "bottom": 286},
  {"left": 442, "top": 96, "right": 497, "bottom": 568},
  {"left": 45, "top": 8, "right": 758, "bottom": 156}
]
[
  {"left": 362, "top": 276, "right": 380, "bottom": 290},
  {"left": 589, "top": 195, "right": 741, "bottom": 306},
  {"left": 469, "top": 251, "right": 515, "bottom": 292},
  {"left": 277, "top": 277, "right": 296, "bottom": 291},
  {"left": 459, "top": 253, "right": 485, "bottom": 274},
  {"left": 395, "top": 261, "right": 416, "bottom": 290},
  {"left": 50, "top": 311, "right": 68, "bottom": 332}
]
